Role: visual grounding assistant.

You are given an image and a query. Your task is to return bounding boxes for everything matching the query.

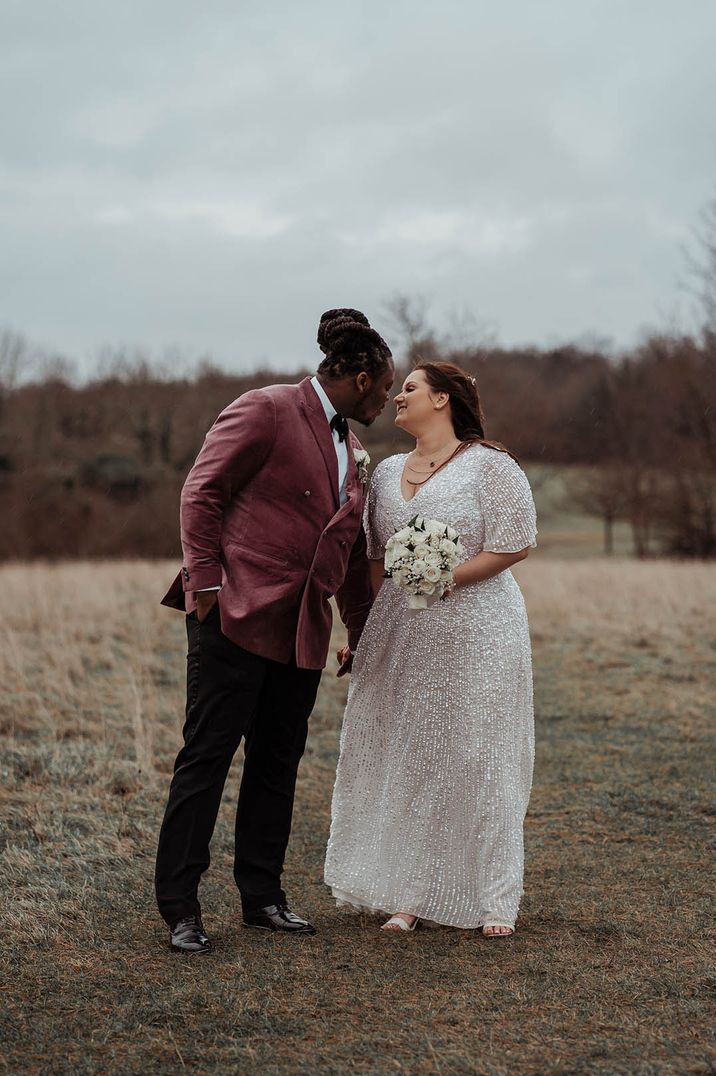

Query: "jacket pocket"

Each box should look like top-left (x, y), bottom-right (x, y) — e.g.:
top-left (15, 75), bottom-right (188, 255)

top-left (225, 541), bottom-right (291, 569)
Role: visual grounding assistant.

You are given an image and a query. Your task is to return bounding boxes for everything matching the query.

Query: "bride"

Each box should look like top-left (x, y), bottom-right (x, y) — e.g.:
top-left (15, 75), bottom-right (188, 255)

top-left (324, 361), bottom-right (537, 936)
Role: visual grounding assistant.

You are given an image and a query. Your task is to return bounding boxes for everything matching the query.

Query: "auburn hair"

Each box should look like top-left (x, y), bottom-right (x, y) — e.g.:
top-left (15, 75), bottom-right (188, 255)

top-left (415, 361), bottom-right (517, 461)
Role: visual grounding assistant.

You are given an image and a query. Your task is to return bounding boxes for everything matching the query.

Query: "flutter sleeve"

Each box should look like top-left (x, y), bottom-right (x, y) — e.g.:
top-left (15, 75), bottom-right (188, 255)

top-left (478, 448), bottom-right (538, 553)
top-left (363, 461), bottom-right (387, 560)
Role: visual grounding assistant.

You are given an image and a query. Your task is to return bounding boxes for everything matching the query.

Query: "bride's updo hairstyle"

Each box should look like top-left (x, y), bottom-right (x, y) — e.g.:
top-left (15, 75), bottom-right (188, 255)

top-left (317, 308), bottom-right (392, 380)
top-left (416, 360), bottom-right (517, 461)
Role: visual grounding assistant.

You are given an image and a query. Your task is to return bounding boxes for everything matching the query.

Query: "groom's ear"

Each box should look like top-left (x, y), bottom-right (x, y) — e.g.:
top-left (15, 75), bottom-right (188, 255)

top-left (355, 371), bottom-right (371, 394)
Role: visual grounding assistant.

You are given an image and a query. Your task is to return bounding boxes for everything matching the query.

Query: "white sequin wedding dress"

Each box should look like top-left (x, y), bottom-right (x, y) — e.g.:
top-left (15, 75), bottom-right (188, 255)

top-left (324, 444), bottom-right (538, 929)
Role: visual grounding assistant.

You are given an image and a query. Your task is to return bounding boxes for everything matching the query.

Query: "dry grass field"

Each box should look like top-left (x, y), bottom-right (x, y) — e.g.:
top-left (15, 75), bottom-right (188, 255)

top-left (1, 559), bottom-right (714, 1075)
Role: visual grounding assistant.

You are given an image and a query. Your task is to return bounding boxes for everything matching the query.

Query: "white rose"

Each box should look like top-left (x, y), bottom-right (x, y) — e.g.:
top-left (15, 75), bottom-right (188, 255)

top-left (412, 515), bottom-right (425, 530)
top-left (394, 527), bottom-right (412, 543)
top-left (392, 567), bottom-right (410, 587)
top-left (411, 558), bottom-right (428, 578)
top-left (425, 519), bottom-right (447, 537)
top-left (412, 543), bottom-right (430, 559)
top-left (439, 537), bottom-right (457, 555)
top-left (389, 542), bottom-right (410, 561)
top-left (420, 581), bottom-right (436, 595)
top-left (445, 525), bottom-right (458, 541)
top-left (424, 551), bottom-right (442, 567)
top-left (423, 565), bottom-right (442, 583)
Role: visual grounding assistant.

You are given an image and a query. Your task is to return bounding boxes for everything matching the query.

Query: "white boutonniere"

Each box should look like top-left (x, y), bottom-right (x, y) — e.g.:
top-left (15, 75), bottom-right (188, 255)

top-left (353, 447), bottom-right (370, 484)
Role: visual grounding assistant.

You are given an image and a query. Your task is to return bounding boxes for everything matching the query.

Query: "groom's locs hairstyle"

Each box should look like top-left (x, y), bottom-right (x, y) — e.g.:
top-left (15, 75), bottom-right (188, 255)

top-left (416, 361), bottom-right (518, 462)
top-left (317, 308), bottom-right (392, 380)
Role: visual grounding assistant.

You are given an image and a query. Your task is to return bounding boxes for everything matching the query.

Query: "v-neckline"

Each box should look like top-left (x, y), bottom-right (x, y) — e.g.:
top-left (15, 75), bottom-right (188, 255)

top-left (398, 443), bottom-right (472, 504)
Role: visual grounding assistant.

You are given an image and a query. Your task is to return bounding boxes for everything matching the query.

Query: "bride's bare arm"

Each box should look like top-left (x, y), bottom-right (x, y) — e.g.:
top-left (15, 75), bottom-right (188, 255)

top-left (452, 548), bottom-right (530, 590)
top-left (369, 558), bottom-right (386, 597)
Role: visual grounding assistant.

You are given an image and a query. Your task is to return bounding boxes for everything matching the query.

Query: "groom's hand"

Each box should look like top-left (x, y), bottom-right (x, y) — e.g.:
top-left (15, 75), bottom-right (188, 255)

top-left (336, 645), bottom-right (353, 678)
top-left (195, 590), bottom-right (219, 623)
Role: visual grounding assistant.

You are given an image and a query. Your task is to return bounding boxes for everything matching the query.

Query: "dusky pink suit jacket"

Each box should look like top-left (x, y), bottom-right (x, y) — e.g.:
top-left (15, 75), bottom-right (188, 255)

top-left (161, 377), bottom-right (374, 670)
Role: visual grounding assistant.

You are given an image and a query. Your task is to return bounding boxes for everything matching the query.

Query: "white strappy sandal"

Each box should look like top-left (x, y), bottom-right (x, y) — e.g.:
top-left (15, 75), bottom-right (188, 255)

top-left (381, 914), bottom-right (420, 932)
top-left (482, 924), bottom-right (514, 938)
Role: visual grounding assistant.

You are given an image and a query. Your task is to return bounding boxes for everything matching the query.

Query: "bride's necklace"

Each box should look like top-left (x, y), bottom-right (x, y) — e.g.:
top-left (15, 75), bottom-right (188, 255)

top-left (407, 440), bottom-right (460, 471)
top-left (404, 440), bottom-right (464, 487)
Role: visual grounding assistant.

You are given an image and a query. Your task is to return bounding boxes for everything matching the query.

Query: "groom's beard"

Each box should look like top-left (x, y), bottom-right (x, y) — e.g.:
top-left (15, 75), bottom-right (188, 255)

top-left (354, 409), bottom-right (383, 427)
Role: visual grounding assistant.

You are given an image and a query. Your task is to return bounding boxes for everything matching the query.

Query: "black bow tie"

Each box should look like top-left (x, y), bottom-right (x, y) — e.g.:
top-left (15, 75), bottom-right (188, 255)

top-left (330, 413), bottom-right (349, 443)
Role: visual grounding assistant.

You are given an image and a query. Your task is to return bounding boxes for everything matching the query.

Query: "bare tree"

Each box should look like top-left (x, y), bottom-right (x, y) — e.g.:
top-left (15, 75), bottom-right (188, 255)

top-left (442, 305), bottom-right (498, 352)
top-left (683, 189), bottom-right (716, 331)
top-left (568, 466), bottom-right (629, 555)
top-left (37, 353), bottom-right (76, 384)
top-left (0, 328), bottom-right (31, 391)
top-left (381, 293), bottom-right (431, 351)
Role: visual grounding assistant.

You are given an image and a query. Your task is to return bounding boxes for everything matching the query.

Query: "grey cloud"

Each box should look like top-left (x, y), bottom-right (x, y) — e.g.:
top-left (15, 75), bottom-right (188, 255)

top-left (1, 0), bottom-right (715, 374)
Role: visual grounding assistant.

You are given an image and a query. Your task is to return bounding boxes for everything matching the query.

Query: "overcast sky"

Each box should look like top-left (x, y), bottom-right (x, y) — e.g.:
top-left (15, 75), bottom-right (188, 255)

top-left (1, 0), bottom-right (715, 375)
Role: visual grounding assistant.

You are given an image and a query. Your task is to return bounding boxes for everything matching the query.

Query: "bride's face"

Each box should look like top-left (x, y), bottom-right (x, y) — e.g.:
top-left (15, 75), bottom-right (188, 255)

top-left (394, 369), bottom-right (447, 433)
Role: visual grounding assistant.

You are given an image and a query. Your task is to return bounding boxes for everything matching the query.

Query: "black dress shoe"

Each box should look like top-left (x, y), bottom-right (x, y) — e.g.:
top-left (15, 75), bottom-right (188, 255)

top-left (169, 915), bottom-right (212, 953)
top-left (243, 903), bottom-right (316, 935)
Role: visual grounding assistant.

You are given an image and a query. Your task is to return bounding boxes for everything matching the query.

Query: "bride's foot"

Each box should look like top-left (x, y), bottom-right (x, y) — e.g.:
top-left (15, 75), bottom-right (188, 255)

top-left (381, 913), bottom-right (419, 932)
top-left (482, 924), bottom-right (514, 937)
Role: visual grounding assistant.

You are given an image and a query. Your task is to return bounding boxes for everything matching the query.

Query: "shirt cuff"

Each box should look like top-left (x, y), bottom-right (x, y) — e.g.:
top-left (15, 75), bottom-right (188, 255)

top-left (196, 585), bottom-right (221, 592)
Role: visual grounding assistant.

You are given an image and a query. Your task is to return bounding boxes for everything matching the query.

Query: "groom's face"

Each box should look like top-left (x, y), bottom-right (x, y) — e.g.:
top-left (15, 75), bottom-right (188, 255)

top-left (350, 364), bottom-right (394, 425)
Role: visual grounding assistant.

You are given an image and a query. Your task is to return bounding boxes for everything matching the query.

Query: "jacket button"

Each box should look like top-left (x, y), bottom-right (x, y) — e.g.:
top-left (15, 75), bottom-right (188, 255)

top-left (339, 540), bottom-right (347, 548)
top-left (182, 567), bottom-right (190, 580)
top-left (304, 490), bottom-right (311, 497)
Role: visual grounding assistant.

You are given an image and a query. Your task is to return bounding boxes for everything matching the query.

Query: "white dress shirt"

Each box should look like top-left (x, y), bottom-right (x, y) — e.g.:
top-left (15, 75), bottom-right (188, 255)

top-left (310, 376), bottom-right (349, 505)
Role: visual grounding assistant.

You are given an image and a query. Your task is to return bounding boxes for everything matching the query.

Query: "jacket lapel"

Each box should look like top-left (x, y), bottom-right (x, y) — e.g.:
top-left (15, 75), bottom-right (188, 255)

top-left (299, 379), bottom-right (340, 507)
top-left (344, 433), bottom-right (361, 498)
top-left (332, 433), bottom-right (366, 521)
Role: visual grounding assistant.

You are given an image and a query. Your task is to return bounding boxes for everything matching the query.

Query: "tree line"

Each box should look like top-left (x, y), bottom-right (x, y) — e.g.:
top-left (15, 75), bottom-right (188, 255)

top-left (1, 326), bottom-right (714, 560)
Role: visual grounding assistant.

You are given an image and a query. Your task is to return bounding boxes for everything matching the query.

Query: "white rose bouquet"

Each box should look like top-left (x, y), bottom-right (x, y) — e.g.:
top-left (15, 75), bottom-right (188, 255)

top-left (384, 514), bottom-right (465, 610)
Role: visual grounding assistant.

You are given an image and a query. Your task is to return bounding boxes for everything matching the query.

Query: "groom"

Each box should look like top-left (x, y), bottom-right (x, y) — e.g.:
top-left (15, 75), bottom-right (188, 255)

top-left (155, 309), bottom-right (394, 952)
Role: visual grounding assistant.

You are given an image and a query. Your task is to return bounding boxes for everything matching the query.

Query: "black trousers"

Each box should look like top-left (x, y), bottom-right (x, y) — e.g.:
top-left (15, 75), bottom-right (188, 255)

top-left (154, 605), bottom-right (322, 927)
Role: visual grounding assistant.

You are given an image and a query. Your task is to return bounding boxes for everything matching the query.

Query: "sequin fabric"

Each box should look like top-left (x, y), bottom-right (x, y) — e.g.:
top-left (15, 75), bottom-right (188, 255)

top-left (324, 444), bottom-right (538, 929)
